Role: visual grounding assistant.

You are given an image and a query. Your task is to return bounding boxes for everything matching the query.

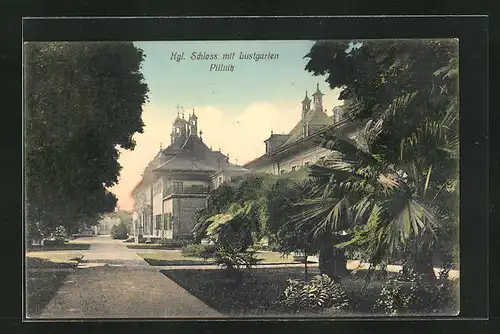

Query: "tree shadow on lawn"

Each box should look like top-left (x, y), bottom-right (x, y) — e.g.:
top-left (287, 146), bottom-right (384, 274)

top-left (27, 243), bottom-right (91, 251)
top-left (160, 267), bottom-right (389, 317)
top-left (25, 258), bottom-right (75, 317)
top-left (26, 257), bottom-right (78, 269)
top-left (144, 258), bottom-right (211, 266)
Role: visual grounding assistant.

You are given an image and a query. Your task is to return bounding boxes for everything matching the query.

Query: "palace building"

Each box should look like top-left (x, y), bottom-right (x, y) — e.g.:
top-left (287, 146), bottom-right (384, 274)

top-left (131, 84), bottom-right (361, 242)
top-left (130, 109), bottom-right (248, 241)
top-left (243, 84), bottom-right (361, 174)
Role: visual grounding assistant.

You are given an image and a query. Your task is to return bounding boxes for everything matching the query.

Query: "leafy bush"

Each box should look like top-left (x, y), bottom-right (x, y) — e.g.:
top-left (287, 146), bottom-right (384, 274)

top-left (375, 264), bottom-right (459, 315)
top-left (212, 246), bottom-right (262, 270)
top-left (280, 274), bottom-right (349, 313)
top-left (181, 244), bottom-right (216, 260)
top-left (158, 238), bottom-right (192, 249)
top-left (46, 225), bottom-right (68, 245)
top-left (110, 222), bottom-right (129, 240)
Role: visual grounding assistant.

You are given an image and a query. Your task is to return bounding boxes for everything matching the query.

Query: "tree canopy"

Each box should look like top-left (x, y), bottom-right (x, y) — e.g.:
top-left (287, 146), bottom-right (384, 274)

top-left (296, 39), bottom-right (459, 277)
top-left (25, 42), bottom-right (149, 238)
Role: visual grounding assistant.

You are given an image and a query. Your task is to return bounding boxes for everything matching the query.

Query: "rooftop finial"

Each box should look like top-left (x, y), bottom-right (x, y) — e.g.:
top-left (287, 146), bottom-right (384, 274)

top-left (175, 103), bottom-right (181, 117)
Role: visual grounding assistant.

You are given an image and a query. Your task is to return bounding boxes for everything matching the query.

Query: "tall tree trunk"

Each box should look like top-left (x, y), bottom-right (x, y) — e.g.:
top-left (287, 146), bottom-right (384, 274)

top-left (414, 250), bottom-right (437, 282)
top-left (319, 246), bottom-right (348, 279)
top-left (304, 255), bottom-right (308, 282)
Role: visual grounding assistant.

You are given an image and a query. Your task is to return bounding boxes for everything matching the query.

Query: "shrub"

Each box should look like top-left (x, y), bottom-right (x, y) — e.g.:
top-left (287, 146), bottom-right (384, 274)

top-left (181, 244), bottom-right (216, 260)
top-left (158, 238), bottom-right (192, 249)
top-left (280, 274), bottom-right (349, 313)
top-left (375, 278), bottom-right (413, 315)
top-left (212, 246), bottom-right (261, 270)
top-left (375, 263), bottom-right (459, 315)
top-left (46, 225), bottom-right (68, 245)
top-left (110, 222), bottom-right (129, 240)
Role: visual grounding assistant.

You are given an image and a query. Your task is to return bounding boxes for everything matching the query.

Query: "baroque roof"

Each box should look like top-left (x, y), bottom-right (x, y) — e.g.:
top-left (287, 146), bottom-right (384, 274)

top-left (282, 107), bottom-right (332, 146)
top-left (243, 103), bottom-right (356, 169)
top-left (131, 134), bottom-right (248, 195)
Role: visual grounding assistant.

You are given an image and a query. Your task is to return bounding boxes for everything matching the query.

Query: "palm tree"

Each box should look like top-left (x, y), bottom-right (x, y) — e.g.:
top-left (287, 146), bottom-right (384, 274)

top-left (292, 57), bottom-right (459, 281)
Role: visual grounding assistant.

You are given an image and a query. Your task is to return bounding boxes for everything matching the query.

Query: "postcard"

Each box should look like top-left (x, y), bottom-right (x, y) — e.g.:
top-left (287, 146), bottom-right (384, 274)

top-left (24, 37), bottom-right (460, 319)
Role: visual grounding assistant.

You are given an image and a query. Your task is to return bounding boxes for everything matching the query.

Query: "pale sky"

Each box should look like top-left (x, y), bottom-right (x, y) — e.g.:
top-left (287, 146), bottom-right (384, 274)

top-left (109, 40), bottom-right (343, 211)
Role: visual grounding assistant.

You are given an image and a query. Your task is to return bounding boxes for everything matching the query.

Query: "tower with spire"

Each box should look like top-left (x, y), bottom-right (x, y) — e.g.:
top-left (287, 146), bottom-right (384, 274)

top-left (301, 90), bottom-right (311, 120)
top-left (170, 105), bottom-right (189, 144)
top-left (312, 83), bottom-right (324, 111)
top-left (188, 109), bottom-right (198, 137)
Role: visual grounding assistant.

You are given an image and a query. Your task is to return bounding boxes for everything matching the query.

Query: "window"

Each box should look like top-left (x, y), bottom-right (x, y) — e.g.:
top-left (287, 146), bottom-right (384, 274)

top-left (280, 170), bottom-right (285, 175)
top-left (291, 166), bottom-right (296, 172)
top-left (163, 213), bottom-right (173, 230)
top-left (163, 213), bottom-right (169, 230)
top-left (304, 162), bottom-right (310, 167)
top-left (155, 215), bottom-right (161, 230)
top-left (318, 157), bottom-right (325, 164)
top-left (173, 181), bottom-right (183, 193)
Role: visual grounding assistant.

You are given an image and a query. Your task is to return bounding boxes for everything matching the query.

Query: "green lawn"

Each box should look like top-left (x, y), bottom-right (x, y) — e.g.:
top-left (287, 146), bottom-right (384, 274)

top-left (26, 254), bottom-right (82, 268)
top-left (137, 251), bottom-right (210, 266)
top-left (160, 267), bottom-right (386, 316)
top-left (137, 250), bottom-right (313, 266)
top-left (127, 243), bottom-right (171, 250)
top-left (27, 243), bottom-right (91, 251)
top-left (25, 257), bottom-right (77, 317)
top-left (26, 270), bottom-right (72, 316)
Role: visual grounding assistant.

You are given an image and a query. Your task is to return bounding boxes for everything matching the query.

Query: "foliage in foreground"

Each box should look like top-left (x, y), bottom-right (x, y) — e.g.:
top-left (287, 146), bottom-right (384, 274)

top-left (375, 262), bottom-right (459, 315)
top-left (280, 274), bottom-right (349, 313)
top-left (295, 39), bottom-right (460, 279)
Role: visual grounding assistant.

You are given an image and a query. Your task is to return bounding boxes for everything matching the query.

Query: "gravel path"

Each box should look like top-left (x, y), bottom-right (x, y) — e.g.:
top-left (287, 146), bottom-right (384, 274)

top-left (29, 236), bottom-right (222, 318)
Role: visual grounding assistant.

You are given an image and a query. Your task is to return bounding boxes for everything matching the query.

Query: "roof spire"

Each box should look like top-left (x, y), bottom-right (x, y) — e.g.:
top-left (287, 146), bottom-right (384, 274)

top-left (302, 89), bottom-right (311, 103)
top-left (312, 83), bottom-right (324, 96)
top-left (175, 103), bottom-right (181, 118)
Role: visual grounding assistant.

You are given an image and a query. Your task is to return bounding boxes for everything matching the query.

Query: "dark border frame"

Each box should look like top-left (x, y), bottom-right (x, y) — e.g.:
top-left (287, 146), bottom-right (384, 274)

top-left (19, 15), bottom-right (488, 329)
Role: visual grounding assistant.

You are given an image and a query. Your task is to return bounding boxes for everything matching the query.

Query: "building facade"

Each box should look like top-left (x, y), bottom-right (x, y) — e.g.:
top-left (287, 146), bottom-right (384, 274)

top-left (130, 109), bottom-right (248, 242)
top-left (244, 84), bottom-right (361, 174)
